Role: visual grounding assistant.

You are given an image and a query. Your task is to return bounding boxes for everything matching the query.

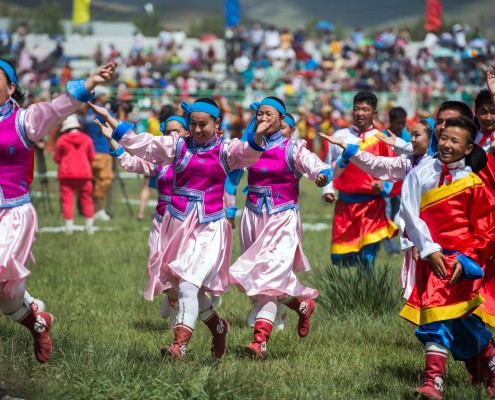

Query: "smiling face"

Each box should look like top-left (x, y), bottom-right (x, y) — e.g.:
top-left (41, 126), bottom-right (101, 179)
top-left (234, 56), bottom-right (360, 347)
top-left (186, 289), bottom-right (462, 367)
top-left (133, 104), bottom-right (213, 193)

top-left (352, 101), bottom-right (376, 131)
top-left (188, 111), bottom-right (220, 144)
top-left (256, 105), bottom-right (282, 135)
top-left (476, 102), bottom-right (495, 133)
top-left (410, 122), bottom-right (431, 156)
top-left (437, 126), bottom-right (473, 164)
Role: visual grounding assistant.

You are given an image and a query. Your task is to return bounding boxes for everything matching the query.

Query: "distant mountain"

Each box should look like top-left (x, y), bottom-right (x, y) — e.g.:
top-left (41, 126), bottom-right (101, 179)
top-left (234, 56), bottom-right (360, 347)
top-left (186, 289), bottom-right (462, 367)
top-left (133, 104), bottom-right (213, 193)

top-left (1, 0), bottom-right (490, 32)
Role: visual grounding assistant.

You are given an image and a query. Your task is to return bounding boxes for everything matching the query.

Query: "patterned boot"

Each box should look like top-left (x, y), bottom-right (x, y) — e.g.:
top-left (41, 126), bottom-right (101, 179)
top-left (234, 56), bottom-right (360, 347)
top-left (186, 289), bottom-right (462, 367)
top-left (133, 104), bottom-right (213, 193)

top-left (243, 318), bottom-right (273, 360)
top-left (414, 342), bottom-right (447, 400)
top-left (7, 301), bottom-right (53, 363)
top-left (161, 324), bottom-right (193, 360)
top-left (200, 307), bottom-right (229, 359)
top-left (478, 340), bottom-right (495, 398)
top-left (280, 297), bottom-right (315, 337)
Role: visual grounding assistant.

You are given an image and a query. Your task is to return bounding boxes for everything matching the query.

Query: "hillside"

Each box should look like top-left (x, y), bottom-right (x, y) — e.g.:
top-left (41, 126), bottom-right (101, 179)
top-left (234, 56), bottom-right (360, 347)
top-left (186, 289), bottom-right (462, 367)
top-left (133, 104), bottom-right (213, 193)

top-left (0, 0), bottom-right (484, 31)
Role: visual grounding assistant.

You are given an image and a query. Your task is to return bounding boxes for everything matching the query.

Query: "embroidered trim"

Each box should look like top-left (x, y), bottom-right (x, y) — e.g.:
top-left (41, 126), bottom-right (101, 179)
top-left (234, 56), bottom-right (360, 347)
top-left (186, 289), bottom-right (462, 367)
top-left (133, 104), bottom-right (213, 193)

top-left (0, 188), bottom-right (30, 208)
top-left (245, 184), bottom-right (297, 215)
top-left (286, 140), bottom-right (303, 178)
top-left (15, 109), bottom-right (33, 149)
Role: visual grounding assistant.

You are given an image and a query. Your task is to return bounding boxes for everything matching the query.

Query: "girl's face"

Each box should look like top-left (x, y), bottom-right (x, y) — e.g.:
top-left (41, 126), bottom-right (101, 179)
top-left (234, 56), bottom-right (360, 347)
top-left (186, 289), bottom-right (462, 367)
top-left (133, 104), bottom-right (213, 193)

top-left (410, 122), bottom-right (431, 156)
top-left (476, 103), bottom-right (495, 133)
top-left (0, 69), bottom-right (15, 106)
top-left (256, 105), bottom-right (282, 135)
top-left (280, 120), bottom-right (295, 138)
top-left (164, 120), bottom-right (188, 137)
top-left (188, 111), bottom-right (220, 144)
top-left (438, 126), bottom-right (473, 164)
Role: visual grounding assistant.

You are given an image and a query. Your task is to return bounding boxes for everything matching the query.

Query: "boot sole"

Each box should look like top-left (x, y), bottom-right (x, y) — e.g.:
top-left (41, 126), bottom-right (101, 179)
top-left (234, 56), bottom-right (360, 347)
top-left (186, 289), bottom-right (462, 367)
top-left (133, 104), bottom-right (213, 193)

top-left (242, 345), bottom-right (263, 360)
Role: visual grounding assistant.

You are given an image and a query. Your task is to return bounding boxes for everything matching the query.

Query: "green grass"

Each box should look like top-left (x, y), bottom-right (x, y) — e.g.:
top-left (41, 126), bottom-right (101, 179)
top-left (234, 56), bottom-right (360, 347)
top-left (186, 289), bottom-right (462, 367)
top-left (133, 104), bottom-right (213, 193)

top-left (0, 172), bottom-right (490, 399)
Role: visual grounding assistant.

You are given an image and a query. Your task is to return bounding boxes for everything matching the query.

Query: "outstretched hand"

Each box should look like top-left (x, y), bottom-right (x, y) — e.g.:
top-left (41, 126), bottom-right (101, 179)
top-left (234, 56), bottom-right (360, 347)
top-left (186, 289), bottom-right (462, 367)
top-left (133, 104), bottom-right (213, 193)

top-left (94, 119), bottom-right (113, 141)
top-left (376, 130), bottom-right (398, 147)
top-left (319, 132), bottom-right (347, 150)
top-left (315, 174), bottom-right (328, 187)
top-left (487, 66), bottom-right (495, 97)
top-left (84, 62), bottom-right (117, 92)
top-left (88, 102), bottom-right (111, 119)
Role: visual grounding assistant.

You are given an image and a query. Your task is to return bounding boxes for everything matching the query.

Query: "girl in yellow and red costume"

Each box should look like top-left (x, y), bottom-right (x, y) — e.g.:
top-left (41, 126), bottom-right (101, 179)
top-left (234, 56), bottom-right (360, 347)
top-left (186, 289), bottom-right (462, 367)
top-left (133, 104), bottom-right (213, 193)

top-left (400, 116), bottom-right (495, 399)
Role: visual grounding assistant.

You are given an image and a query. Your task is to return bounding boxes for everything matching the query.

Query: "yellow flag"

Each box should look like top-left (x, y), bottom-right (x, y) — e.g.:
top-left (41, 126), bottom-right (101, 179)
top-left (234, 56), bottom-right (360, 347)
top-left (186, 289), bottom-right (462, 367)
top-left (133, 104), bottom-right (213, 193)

top-left (72, 0), bottom-right (91, 25)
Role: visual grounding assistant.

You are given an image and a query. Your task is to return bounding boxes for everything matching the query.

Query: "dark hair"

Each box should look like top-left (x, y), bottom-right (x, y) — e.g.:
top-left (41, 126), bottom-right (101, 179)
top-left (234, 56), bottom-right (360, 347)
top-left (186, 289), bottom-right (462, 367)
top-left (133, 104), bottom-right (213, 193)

top-left (353, 91), bottom-right (377, 110)
top-left (437, 101), bottom-right (473, 120)
top-left (158, 104), bottom-right (174, 123)
top-left (0, 61), bottom-right (25, 104)
top-left (389, 107), bottom-right (407, 121)
top-left (474, 89), bottom-right (492, 113)
top-left (417, 119), bottom-right (433, 138)
top-left (194, 97), bottom-right (222, 121)
top-left (443, 116), bottom-right (478, 144)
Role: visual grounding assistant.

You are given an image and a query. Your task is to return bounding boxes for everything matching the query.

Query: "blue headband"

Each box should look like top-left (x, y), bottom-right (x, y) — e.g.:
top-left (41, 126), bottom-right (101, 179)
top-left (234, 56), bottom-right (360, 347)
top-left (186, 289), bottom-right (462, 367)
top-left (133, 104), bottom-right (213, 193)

top-left (252, 98), bottom-right (286, 116)
top-left (285, 114), bottom-right (296, 128)
top-left (159, 115), bottom-right (187, 134)
top-left (425, 117), bottom-right (437, 156)
top-left (0, 60), bottom-right (18, 88)
top-left (181, 100), bottom-right (220, 119)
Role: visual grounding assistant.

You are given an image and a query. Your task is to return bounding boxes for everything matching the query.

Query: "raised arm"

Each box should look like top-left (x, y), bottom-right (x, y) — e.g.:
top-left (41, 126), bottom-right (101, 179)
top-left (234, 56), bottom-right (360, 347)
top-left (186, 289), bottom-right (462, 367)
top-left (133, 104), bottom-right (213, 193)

top-left (22, 63), bottom-right (116, 143)
top-left (291, 139), bottom-right (332, 186)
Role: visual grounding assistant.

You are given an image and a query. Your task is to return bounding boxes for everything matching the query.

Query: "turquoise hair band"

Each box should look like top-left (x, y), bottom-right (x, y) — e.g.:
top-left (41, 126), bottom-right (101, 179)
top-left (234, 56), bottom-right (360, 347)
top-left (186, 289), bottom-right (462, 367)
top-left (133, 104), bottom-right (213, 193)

top-left (285, 114), bottom-right (295, 128)
top-left (252, 98), bottom-right (286, 116)
top-left (0, 59), bottom-right (18, 87)
top-left (160, 115), bottom-right (187, 133)
top-left (181, 100), bottom-right (220, 119)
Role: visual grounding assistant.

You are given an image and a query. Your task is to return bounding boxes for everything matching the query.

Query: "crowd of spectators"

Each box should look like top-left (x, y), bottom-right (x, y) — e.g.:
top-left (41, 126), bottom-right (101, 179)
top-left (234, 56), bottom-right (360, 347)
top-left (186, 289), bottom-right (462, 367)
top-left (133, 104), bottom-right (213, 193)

top-left (2, 20), bottom-right (494, 155)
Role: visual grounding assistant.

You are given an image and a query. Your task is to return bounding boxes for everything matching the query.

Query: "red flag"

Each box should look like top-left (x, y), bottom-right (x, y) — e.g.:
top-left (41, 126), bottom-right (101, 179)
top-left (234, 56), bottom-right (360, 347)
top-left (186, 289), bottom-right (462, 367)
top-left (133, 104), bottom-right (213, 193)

top-left (425, 0), bottom-right (443, 32)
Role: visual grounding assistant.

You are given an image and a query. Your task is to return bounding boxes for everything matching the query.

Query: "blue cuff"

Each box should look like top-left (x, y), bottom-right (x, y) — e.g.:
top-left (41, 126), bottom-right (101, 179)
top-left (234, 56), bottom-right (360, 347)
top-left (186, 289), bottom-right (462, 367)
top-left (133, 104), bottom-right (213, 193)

top-left (381, 181), bottom-right (393, 197)
top-left (458, 254), bottom-right (484, 280)
top-left (317, 168), bottom-right (333, 186)
top-left (242, 185), bottom-right (249, 195)
top-left (111, 121), bottom-right (135, 142)
top-left (337, 156), bottom-right (349, 168)
top-left (342, 143), bottom-right (360, 161)
top-left (109, 145), bottom-right (125, 157)
top-left (225, 206), bottom-right (238, 219)
top-left (148, 176), bottom-right (157, 189)
top-left (66, 80), bottom-right (95, 102)
top-left (247, 131), bottom-right (266, 152)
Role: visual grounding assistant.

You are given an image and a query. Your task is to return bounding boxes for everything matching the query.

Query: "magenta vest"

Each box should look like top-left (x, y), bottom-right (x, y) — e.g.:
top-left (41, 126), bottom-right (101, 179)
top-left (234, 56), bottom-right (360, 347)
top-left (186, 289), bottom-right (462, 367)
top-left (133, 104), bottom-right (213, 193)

top-left (168, 137), bottom-right (228, 223)
top-left (0, 108), bottom-right (32, 208)
top-left (246, 132), bottom-right (300, 214)
top-left (155, 164), bottom-right (174, 220)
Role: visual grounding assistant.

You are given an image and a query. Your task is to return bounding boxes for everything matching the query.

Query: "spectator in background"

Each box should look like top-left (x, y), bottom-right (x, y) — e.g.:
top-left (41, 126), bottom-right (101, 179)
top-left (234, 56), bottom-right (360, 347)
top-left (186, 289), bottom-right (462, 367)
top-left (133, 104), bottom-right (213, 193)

top-left (54, 115), bottom-right (95, 234)
top-left (83, 86), bottom-right (114, 221)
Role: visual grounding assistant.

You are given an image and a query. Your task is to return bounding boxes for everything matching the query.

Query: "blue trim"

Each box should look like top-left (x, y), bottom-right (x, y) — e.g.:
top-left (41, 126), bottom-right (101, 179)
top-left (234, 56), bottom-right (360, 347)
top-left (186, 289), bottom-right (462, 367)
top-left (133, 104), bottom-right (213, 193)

top-left (338, 191), bottom-right (378, 204)
top-left (148, 175), bottom-right (157, 189)
top-left (337, 156), bottom-right (349, 169)
top-left (0, 189), bottom-right (30, 208)
top-left (225, 206), bottom-right (238, 218)
top-left (342, 143), bottom-right (360, 161)
top-left (286, 140), bottom-right (302, 179)
top-left (109, 145), bottom-right (125, 157)
top-left (15, 109), bottom-right (33, 149)
top-left (318, 168), bottom-right (333, 186)
top-left (66, 80), bottom-right (95, 102)
top-left (111, 121), bottom-right (134, 142)
top-left (457, 254), bottom-right (484, 280)
top-left (247, 131), bottom-right (266, 151)
top-left (381, 181), bottom-right (393, 197)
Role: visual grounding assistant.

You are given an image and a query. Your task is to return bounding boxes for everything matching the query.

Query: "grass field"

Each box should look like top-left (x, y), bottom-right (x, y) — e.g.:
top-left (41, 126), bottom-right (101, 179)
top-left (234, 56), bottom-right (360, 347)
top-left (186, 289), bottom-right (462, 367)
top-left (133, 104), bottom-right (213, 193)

top-left (0, 167), bottom-right (489, 400)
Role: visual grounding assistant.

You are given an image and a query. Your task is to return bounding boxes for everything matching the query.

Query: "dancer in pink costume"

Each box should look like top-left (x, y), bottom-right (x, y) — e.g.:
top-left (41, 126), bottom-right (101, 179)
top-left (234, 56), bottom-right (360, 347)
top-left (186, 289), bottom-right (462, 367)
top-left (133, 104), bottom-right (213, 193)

top-left (0, 59), bottom-right (115, 363)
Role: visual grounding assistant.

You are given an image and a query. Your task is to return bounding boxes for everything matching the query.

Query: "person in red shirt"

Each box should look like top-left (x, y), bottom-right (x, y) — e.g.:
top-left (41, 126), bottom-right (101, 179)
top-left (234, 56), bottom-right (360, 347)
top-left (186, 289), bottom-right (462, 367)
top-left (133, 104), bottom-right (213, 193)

top-left (54, 115), bottom-right (95, 234)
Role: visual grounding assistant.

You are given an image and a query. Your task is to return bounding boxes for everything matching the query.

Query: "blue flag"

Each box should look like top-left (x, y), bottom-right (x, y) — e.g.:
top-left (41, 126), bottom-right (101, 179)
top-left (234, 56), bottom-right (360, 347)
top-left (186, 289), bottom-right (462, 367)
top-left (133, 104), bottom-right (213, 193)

top-left (225, 0), bottom-right (240, 28)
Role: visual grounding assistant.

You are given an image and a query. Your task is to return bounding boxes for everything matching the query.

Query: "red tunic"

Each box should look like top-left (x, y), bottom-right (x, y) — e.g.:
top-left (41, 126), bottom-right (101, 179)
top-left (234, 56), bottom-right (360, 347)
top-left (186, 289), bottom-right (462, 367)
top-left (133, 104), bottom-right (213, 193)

top-left (400, 173), bottom-right (495, 326)
top-left (331, 133), bottom-right (398, 255)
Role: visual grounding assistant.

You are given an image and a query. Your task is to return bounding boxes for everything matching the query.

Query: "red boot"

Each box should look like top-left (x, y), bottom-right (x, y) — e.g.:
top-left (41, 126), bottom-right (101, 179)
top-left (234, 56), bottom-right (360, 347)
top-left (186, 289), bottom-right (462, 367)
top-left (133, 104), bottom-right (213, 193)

top-left (201, 310), bottom-right (229, 359)
top-left (414, 344), bottom-right (447, 400)
top-left (465, 354), bottom-right (489, 385)
top-left (281, 297), bottom-right (315, 337)
top-left (477, 340), bottom-right (495, 398)
top-left (18, 310), bottom-right (54, 363)
top-left (243, 318), bottom-right (273, 360)
top-left (161, 324), bottom-right (193, 360)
